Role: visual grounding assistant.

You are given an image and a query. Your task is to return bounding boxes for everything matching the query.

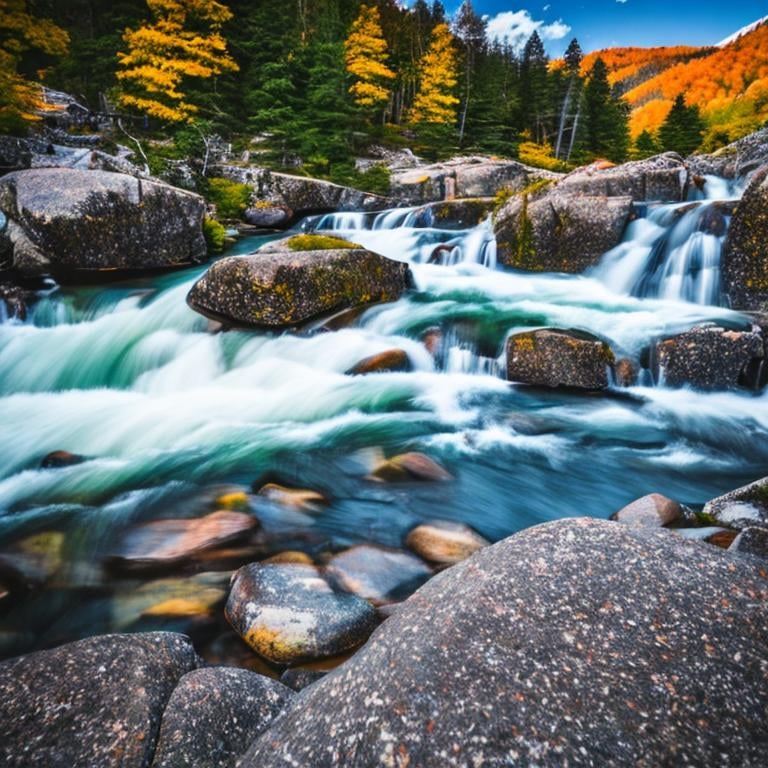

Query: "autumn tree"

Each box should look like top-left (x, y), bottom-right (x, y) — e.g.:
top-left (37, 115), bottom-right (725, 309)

top-left (0, 0), bottom-right (69, 134)
top-left (658, 94), bottom-right (705, 155)
top-left (410, 23), bottom-right (458, 126)
top-left (117, 0), bottom-right (239, 123)
top-left (344, 4), bottom-right (395, 116)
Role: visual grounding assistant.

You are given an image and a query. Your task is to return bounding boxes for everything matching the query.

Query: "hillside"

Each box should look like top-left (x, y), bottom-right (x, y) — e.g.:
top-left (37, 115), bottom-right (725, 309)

top-left (584, 19), bottom-right (768, 145)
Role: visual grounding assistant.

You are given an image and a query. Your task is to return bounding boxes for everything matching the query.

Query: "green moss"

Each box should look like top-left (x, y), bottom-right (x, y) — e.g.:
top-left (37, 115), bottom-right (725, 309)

top-left (286, 234), bottom-right (362, 251)
top-left (510, 194), bottom-right (538, 271)
top-left (206, 178), bottom-right (251, 220)
top-left (202, 217), bottom-right (226, 254)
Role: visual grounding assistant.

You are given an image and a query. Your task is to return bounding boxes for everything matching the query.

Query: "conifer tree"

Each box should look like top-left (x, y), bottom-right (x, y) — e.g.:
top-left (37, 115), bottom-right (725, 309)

top-left (452, 0), bottom-right (486, 145)
top-left (520, 32), bottom-right (550, 144)
top-left (117, 0), bottom-right (239, 123)
top-left (410, 23), bottom-right (459, 126)
top-left (658, 94), bottom-right (705, 156)
top-left (633, 129), bottom-right (660, 158)
top-left (0, 0), bottom-right (69, 134)
top-left (579, 56), bottom-right (629, 162)
top-left (555, 38), bottom-right (583, 159)
top-left (344, 4), bottom-right (395, 114)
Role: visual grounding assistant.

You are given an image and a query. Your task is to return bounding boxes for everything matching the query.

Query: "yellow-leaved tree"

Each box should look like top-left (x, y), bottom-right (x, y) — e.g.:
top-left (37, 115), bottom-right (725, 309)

top-left (117, 0), bottom-right (238, 123)
top-left (410, 23), bottom-right (459, 126)
top-left (344, 4), bottom-right (395, 114)
top-left (0, 0), bottom-right (69, 134)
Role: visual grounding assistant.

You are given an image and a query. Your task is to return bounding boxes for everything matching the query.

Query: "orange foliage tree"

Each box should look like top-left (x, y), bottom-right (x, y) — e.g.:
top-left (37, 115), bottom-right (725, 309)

top-left (409, 23), bottom-right (459, 126)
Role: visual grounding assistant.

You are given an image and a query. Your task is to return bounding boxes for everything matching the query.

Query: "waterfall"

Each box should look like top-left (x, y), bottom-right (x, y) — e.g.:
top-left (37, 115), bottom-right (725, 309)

top-left (593, 178), bottom-right (740, 306)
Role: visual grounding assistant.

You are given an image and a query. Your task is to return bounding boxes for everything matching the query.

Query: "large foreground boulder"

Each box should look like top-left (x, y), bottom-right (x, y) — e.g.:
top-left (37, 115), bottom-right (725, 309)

top-left (723, 164), bottom-right (768, 310)
top-left (0, 168), bottom-right (206, 273)
top-left (656, 324), bottom-right (765, 389)
top-left (151, 668), bottom-right (293, 768)
top-left (506, 328), bottom-right (616, 389)
top-left (187, 248), bottom-right (411, 328)
top-left (495, 190), bottom-right (632, 272)
top-left (240, 518), bottom-right (768, 767)
top-left (0, 632), bottom-right (198, 768)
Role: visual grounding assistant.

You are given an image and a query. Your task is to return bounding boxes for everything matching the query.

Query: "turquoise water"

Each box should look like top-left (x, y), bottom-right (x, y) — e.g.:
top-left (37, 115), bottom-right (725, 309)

top-left (0, 214), bottom-right (766, 657)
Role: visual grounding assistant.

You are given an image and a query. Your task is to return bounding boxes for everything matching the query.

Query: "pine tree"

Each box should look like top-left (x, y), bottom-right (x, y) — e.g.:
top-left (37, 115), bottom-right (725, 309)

top-left (410, 23), bottom-right (458, 126)
top-left (633, 129), bottom-right (660, 158)
top-left (117, 0), bottom-right (239, 123)
top-left (658, 94), bottom-right (706, 156)
top-left (520, 32), bottom-right (550, 144)
top-left (579, 57), bottom-right (629, 162)
top-left (344, 4), bottom-right (395, 114)
top-left (555, 38), bottom-right (583, 159)
top-left (452, 0), bottom-right (486, 145)
top-left (0, 0), bottom-right (69, 134)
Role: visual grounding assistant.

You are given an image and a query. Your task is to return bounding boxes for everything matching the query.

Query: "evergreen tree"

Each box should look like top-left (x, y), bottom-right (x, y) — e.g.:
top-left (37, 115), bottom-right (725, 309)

top-left (452, 0), bottom-right (486, 145)
top-left (117, 0), bottom-right (238, 123)
top-left (555, 38), bottom-right (583, 158)
top-left (658, 94), bottom-right (705, 155)
top-left (633, 129), bottom-right (660, 158)
top-left (344, 4), bottom-right (395, 115)
top-left (0, 0), bottom-right (69, 134)
top-left (579, 57), bottom-right (629, 162)
top-left (519, 32), bottom-right (550, 144)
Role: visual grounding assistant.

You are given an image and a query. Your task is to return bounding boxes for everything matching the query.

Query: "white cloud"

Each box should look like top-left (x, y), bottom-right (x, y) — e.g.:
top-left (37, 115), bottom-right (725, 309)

top-left (616, 0), bottom-right (628, 4)
top-left (485, 10), bottom-right (571, 49)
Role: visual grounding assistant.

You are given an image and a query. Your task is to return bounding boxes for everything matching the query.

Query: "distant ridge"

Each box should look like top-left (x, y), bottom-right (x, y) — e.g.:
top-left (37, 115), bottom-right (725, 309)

top-left (717, 15), bottom-right (768, 47)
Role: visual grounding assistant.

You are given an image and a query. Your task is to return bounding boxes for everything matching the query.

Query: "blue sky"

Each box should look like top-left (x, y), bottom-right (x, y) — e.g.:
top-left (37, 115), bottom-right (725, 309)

top-left (425, 2), bottom-right (767, 54)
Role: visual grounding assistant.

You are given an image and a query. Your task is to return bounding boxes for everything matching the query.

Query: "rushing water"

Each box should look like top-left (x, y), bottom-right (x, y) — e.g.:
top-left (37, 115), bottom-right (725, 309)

top-left (1, 183), bottom-right (766, 657)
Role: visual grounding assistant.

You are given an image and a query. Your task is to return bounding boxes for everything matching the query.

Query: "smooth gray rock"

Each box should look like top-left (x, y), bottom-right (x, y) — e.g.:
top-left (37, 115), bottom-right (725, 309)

top-left (150, 667), bottom-right (293, 768)
top-left (703, 475), bottom-right (768, 530)
top-left (656, 324), bottom-right (764, 390)
top-left (0, 168), bottom-right (206, 274)
top-left (243, 205), bottom-right (292, 228)
top-left (610, 493), bottom-right (683, 528)
top-left (0, 632), bottom-right (198, 768)
top-left (187, 249), bottom-right (411, 328)
top-left (239, 518), bottom-right (768, 767)
top-left (506, 328), bottom-right (616, 390)
top-left (723, 164), bottom-right (768, 310)
top-left (225, 563), bottom-right (377, 664)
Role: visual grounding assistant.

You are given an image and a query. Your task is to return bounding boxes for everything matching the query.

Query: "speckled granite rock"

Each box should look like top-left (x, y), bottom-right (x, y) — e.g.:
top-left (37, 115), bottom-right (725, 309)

top-left (0, 632), bottom-right (198, 768)
top-left (244, 205), bottom-right (292, 228)
top-left (187, 249), bottom-right (411, 328)
top-left (610, 493), bottom-right (683, 528)
top-left (688, 127), bottom-right (768, 180)
top-left (495, 191), bottom-right (632, 273)
top-left (327, 545), bottom-right (432, 605)
top-left (703, 475), bottom-right (768, 530)
top-left (225, 563), bottom-right (377, 664)
top-left (656, 324), bottom-right (764, 390)
top-left (729, 527), bottom-right (768, 558)
top-left (506, 328), bottom-right (615, 390)
top-left (279, 667), bottom-right (327, 691)
top-left (405, 520), bottom-right (490, 565)
top-left (723, 165), bottom-right (768, 310)
top-left (239, 518), bottom-right (768, 767)
top-left (0, 169), bottom-right (206, 274)
top-left (150, 667), bottom-right (292, 768)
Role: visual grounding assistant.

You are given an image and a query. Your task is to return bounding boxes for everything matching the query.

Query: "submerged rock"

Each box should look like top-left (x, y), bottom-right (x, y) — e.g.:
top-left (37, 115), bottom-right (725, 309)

top-left (0, 168), bottom-right (206, 274)
top-left (611, 493), bottom-right (683, 528)
top-left (405, 520), bottom-right (490, 565)
top-left (151, 667), bottom-right (293, 768)
top-left (369, 452), bottom-right (452, 483)
top-left (506, 328), bottom-right (615, 390)
top-left (345, 348), bottom-right (412, 375)
top-left (723, 165), bottom-right (768, 310)
top-left (40, 450), bottom-right (86, 469)
top-left (256, 483), bottom-right (329, 511)
top-left (239, 518), bottom-right (768, 767)
top-left (703, 475), bottom-right (768, 530)
top-left (326, 545), bottom-right (432, 605)
top-left (495, 190), bottom-right (632, 273)
top-left (187, 249), bottom-right (411, 328)
top-left (225, 563), bottom-right (377, 664)
top-left (0, 632), bottom-right (198, 768)
top-left (656, 324), bottom-right (764, 390)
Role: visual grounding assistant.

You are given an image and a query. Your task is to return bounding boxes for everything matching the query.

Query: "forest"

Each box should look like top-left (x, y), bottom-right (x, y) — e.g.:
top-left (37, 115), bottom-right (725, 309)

top-left (4, 0), bottom-right (758, 189)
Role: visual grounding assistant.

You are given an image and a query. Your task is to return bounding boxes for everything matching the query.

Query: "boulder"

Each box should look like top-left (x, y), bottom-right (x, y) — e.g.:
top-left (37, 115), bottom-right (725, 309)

top-left (0, 168), bottom-right (206, 274)
top-left (244, 205), bottom-right (293, 228)
top-left (217, 166), bottom-right (392, 215)
top-left (405, 520), bottom-right (490, 565)
top-left (239, 518), bottom-right (768, 768)
top-left (702, 476), bottom-right (768, 531)
top-left (187, 249), bottom-right (411, 328)
top-left (0, 632), bottom-right (198, 768)
top-left (280, 668), bottom-right (327, 691)
top-left (369, 452), bottom-right (452, 483)
top-left (656, 324), bottom-right (764, 390)
top-left (688, 127), bottom-right (768, 180)
top-left (40, 450), bottom-right (86, 469)
top-left (0, 135), bottom-right (32, 174)
top-left (151, 668), bottom-right (293, 768)
top-left (225, 563), bottom-right (377, 664)
top-left (610, 493), bottom-right (683, 528)
top-left (326, 545), bottom-right (433, 605)
top-left (346, 348), bottom-right (412, 375)
top-left (729, 527), bottom-right (768, 559)
top-left (256, 483), bottom-right (329, 511)
top-left (506, 328), bottom-right (615, 390)
top-left (495, 190), bottom-right (632, 273)
top-left (723, 165), bottom-right (768, 310)
top-left (107, 510), bottom-right (258, 573)
top-left (558, 153), bottom-right (690, 201)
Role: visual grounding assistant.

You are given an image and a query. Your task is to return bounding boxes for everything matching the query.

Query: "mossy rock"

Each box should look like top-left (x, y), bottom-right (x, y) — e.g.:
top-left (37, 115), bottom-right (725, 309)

top-left (286, 234), bottom-right (361, 251)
